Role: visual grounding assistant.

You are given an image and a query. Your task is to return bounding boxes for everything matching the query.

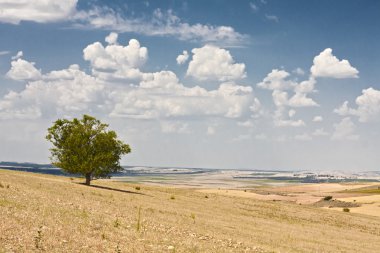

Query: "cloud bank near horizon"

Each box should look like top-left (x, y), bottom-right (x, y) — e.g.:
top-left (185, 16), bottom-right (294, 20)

top-left (1, 32), bottom-right (376, 143)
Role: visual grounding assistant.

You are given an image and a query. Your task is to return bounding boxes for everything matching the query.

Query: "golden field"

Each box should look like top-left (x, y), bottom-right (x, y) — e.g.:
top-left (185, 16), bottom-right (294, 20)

top-left (1, 169), bottom-right (380, 253)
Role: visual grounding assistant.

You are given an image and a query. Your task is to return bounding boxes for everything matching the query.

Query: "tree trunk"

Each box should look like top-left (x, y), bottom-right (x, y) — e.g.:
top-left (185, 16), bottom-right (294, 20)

top-left (85, 173), bottom-right (91, 185)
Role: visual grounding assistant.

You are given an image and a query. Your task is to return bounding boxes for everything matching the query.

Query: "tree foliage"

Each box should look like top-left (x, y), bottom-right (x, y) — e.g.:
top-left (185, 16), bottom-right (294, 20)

top-left (46, 115), bottom-right (131, 185)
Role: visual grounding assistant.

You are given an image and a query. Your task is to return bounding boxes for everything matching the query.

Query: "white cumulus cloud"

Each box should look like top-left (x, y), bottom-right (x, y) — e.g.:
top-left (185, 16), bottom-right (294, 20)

top-left (311, 48), bottom-right (359, 79)
top-left (258, 71), bottom-right (317, 107)
top-left (334, 87), bottom-right (380, 122)
top-left (105, 32), bottom-right (118, 44)
top-left (186, 45), bottom-right (246, 82)
top-left (353, 88), bottom-right (380, 122)
top-left (0, 34), bottom-right (260, 124)
top-left (0, 64), bottom-right (103, 119)
top-left (83, 34), bottom-right (148, 80)
top-left (176, 50), bottom-right (189, 65)
top-left (331, 117), bottom-right (359, 140)
top-left (257, 69), bottom-right (295, 90)
top-left (110, 79), bottom-right (255, 120)
top-left (288, 92), bottom-right (318, 107)
top-left (273, 108), bottom-right (305, 127)
top-left (334, 101), bottom-right (351, 116)
top-left (6, 57), bottom-right (42, 81)
top-left (258, 69), bottom-right (317, 127)
top-left (12, 51), bottom-right (23, 60)
top-left (0, 0), bottom-right (77, 24)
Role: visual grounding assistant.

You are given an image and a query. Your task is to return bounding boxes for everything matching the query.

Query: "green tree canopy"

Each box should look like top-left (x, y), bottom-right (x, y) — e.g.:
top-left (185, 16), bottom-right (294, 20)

top-left (46, 115), bottom-right (131, 185)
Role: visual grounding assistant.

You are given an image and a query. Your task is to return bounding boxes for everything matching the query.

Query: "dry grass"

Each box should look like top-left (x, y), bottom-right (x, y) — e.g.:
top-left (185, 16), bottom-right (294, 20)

top-left (1, 169), bottom-right (380, 253)
top-left (330, 194), bottom-right (380, 217)
top-left (340, 185), bottom-right (380, 194)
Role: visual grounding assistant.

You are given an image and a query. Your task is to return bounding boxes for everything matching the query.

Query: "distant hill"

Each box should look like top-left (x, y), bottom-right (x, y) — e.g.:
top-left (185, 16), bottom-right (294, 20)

top-left (0, 161), bottom-right (53, 168)
top-left (0, 161), bottom-right (67, 176)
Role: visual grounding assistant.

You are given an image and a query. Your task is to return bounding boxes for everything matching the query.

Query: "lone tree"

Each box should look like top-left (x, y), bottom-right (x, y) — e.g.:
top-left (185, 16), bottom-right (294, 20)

top-left (46, 115), bottom-right (131, 185)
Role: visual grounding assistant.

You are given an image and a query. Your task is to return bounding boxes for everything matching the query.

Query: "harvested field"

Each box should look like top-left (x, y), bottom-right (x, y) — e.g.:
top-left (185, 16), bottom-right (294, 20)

top-left (1, 169), bottom-right (380, 253)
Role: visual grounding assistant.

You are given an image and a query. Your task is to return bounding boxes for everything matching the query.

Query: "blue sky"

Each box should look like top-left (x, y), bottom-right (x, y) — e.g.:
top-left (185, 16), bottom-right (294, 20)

top-left (0, 0), bottom-right (379, 171)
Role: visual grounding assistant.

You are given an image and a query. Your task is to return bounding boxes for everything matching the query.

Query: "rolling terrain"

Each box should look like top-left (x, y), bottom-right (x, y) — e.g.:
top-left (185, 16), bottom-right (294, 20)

top-left (1, 169), bottom-right (380, 253)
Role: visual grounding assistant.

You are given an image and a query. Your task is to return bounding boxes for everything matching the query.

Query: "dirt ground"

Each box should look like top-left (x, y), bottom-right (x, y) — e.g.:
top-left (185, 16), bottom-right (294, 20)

top-left (326, 195), bottom-right (380, 217)
top-left (199, 182), bottom-right (380, 217)
top-left (1, 169), bottom-right (380, 252)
